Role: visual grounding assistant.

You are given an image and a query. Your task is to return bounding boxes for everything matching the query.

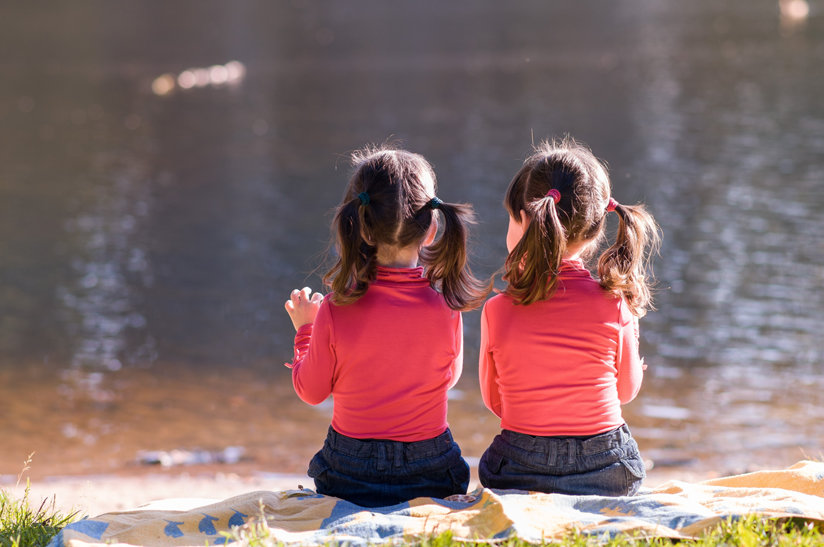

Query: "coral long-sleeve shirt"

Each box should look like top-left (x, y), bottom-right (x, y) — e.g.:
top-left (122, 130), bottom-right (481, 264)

top-left (479, 259), bottom-right (643, 437)
top-left (287, 266), bottom-right (463, 442)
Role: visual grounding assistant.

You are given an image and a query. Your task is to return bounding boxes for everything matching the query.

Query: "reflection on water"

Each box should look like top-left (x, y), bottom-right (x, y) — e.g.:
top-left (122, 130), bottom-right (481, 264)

top-left (1, 1), bottom-right (823, 480)
top-left (151, 61), bottom-right (246, 96)
top-left (627, 363), bottom-right (824, 475)
top-left (58, 158), bottom-right (155, 373)
top-left (640, 20), bottom-right (824, 371)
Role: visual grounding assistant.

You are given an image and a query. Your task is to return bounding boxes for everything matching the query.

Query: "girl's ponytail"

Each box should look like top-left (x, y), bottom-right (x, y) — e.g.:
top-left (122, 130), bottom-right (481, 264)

top-left (419, 199), bottom-right (490, 311)
top-left (597, 202), bottom-right (661, 316)
top-left (323, 195), bottom-right (378, 305)
top-left (504, 192), bottom-right (568, 305)
top-left (325, 146), bottom-right (488, 309)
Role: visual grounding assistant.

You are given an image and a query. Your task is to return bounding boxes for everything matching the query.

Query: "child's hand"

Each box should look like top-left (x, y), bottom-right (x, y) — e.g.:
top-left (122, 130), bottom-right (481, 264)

top-left (284, 287), bottom-right (324, 330)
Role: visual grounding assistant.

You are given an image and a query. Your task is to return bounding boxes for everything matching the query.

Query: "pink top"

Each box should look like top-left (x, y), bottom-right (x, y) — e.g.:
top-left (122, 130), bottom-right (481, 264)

top-left (287, 266), bottom-right (463, 442)
top-left (479, 259), bottom-right (643, 437)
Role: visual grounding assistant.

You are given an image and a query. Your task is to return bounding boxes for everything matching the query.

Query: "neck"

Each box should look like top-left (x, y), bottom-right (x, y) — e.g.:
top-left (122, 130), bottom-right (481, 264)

top-left (376, 244), bottom-right (420, 268)
top-left (563, 239), bottom-right (592, 261)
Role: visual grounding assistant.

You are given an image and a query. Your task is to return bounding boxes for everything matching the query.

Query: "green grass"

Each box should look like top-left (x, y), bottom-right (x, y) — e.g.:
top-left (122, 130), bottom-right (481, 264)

top-left (2, 492), bottom-right (823, 547)
top-left (223, 512), bottom-right (824, 546)
top-left (0, 454), bottom-right (79, 547)
top-left (0, 485), bottom-right (79, 547)
top-left (2, 495), bottom-right (821, 547)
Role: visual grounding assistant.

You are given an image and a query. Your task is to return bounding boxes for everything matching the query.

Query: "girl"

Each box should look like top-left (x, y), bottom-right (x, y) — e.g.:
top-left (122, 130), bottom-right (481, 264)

top-left (478, 137), bottom-right (660, 497)
top-left (284, 146), bottom-right (488, 507)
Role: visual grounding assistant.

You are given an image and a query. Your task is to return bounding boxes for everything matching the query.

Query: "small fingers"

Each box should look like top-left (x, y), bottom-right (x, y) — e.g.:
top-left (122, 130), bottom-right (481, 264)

top-left (286, 288), bottom-right (303, 312)
top-left (287, 287), bottom-right (320, 312)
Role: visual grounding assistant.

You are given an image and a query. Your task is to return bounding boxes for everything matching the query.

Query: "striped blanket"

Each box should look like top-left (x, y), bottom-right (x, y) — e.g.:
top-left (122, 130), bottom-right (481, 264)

top-left (49, 460), bottom-right (824, 546)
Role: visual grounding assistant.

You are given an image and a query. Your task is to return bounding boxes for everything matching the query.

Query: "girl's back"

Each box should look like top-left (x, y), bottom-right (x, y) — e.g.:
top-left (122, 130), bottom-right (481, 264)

top-left (481, 259), bottom-right (641, 437)
top-left (297, 266), bottom-right (461, 441)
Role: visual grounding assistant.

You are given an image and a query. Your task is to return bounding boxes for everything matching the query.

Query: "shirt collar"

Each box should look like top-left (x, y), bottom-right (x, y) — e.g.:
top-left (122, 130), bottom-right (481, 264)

top-left (375, 265), bottom-right (426, 282)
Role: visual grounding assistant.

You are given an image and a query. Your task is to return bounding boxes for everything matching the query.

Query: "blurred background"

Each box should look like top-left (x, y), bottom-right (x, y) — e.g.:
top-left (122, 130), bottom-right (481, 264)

top-left (1, 0), bottom-right (823, 484)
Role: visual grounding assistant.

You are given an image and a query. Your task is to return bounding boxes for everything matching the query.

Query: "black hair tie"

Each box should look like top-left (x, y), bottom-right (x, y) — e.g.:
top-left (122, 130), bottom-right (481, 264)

top-left (428, 196), bottom-right (443, 210)
top-left (358, 192), bottom-right (370, 206)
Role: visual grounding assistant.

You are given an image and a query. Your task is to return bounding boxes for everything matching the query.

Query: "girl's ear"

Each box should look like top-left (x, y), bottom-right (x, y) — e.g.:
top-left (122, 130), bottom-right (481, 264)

top-left (421, 217), bottom-right (438, 247)
top-left (520, 209), bottom-right (529, 226)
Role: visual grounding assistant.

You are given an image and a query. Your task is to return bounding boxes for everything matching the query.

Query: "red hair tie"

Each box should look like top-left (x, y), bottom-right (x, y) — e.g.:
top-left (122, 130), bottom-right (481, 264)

top-left (607, 198), bottom-right (619, 212)
top-left (546, 189), bottom-right (561, 204)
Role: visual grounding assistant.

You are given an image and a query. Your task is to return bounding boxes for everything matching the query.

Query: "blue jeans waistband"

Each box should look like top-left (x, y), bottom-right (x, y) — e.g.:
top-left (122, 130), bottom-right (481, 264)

top-left (500, 424), bottom-right (631, 458)
top-left (325, 426), bottom-right (456, 460)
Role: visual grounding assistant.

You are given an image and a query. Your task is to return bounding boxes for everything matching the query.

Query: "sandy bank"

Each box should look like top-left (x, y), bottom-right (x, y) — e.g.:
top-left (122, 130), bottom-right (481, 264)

top-left (3, 466), bottom-right (722, 518)
top-left (5, 472), bottom-right (311, 517)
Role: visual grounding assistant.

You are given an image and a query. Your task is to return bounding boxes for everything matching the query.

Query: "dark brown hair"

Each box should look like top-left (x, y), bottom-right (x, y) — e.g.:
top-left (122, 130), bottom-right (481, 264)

top-left (323, 145), bottom-right (489, 311)
top-left (503, 137), bottom-right (660, 316)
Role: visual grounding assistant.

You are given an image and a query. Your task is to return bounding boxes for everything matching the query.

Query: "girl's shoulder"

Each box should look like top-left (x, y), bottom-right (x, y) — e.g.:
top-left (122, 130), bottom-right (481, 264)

top-left (481, 291), bottom-right (520, 314)
top-left (483, 290), bottom-right (514, 304)
top-left (484, 277), bottom-right (624, 313)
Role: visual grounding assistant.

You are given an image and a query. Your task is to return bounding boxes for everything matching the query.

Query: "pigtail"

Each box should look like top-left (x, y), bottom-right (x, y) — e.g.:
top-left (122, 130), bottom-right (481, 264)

top-left (323, 196), bottom-right (378, 305)
top-left (504, 194), bottom-right (568, 305)
top-left (419, 200), bottom-right (491, 311)
top-left (597, 202), bottom-right (661, 317)
top-left (324, 145), bottom-right (487, 308)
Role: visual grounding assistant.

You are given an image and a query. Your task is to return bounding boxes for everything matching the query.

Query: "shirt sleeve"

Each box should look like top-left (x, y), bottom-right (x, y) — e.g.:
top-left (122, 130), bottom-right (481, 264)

top-left (478, 304), bottom-right (503, 417)
top-left (448, 312), bottom-right (464, 390)
top-left (615, 301), bottom-right (644, 404)
top-left (288, 298), bottom-right (336, 405)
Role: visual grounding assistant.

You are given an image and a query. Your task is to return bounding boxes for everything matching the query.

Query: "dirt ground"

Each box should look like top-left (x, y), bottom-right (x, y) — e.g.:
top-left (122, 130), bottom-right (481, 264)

top-left (4, 465), bottom-right (720, 518)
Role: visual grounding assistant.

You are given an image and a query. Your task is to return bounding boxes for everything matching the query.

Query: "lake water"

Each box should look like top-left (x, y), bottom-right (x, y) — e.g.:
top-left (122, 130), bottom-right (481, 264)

top-left (2, 1), bottom-right (823, 483)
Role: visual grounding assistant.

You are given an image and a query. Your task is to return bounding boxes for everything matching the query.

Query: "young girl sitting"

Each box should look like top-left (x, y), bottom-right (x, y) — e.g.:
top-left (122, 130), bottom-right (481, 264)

top-left (284, 146), bottom-right (488, 507)
top-left (479, 137), bottom-right (660, 497)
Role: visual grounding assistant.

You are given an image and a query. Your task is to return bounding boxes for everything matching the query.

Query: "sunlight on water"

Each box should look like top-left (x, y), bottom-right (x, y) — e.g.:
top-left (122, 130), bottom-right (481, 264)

top-left (59, 173), bottom-right (155, 373)
top-left (152, 61), bottom-right (246, 95)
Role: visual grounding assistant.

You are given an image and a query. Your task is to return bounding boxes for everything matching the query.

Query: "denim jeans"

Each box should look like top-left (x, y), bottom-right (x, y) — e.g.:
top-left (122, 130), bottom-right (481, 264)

top-left (479, 424), bottom-right (646, 496)
top-left (308, 427), bottom-right (470, 507)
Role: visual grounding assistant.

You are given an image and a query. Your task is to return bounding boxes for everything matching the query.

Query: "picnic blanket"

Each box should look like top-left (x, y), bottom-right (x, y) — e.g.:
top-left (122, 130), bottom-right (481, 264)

top-left (49, 460), bottom-right (824, 546)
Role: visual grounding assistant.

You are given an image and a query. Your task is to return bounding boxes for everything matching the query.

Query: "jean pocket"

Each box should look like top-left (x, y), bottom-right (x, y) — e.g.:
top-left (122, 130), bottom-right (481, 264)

top-left (620, 455), bottom-right (647, 480)
top-left (307, 452), bottom-right (330, 479)
top-left (447, 458), bottom-right (470, 492)
top-left (481, 448), bottom-right (505, 475)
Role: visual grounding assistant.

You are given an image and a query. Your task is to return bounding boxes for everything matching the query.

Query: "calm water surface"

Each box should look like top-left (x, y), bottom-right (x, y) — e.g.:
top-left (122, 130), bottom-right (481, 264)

top-left (1, 1), bottom-right (823, 481)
